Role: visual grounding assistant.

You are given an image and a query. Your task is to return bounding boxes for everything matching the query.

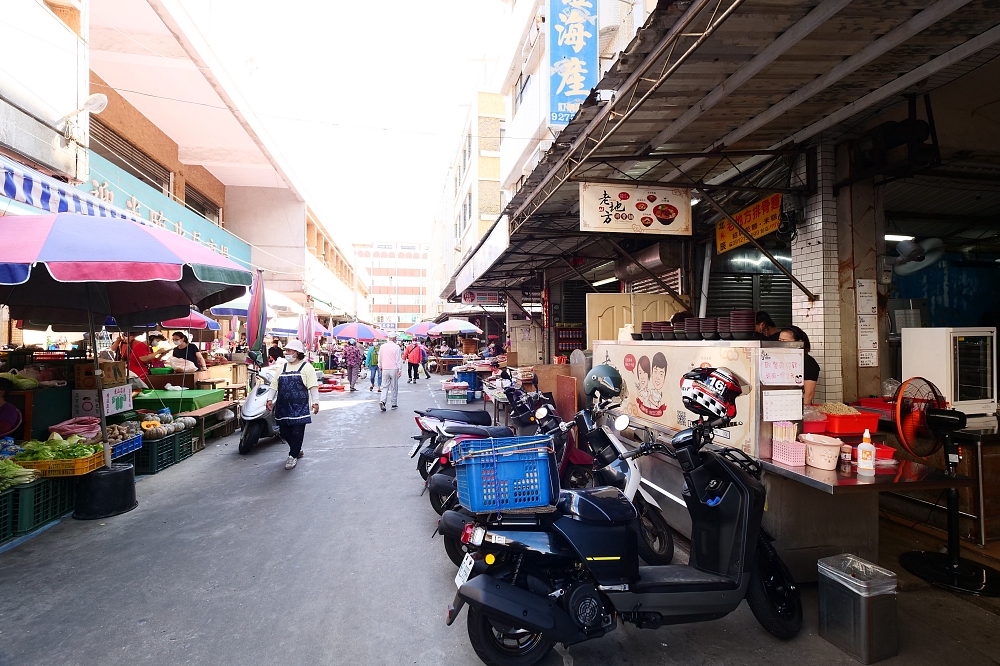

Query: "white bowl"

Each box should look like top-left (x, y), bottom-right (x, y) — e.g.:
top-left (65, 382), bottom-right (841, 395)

top-left (805, 442), bottom-right (841, 470)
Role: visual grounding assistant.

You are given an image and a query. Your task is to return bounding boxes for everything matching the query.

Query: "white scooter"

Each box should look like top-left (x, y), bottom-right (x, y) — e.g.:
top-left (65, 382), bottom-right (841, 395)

top-left (238, 352), bottom-right (281, 454)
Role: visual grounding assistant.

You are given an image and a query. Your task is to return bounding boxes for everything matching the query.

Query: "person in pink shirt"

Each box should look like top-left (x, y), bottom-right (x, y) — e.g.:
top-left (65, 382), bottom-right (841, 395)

top-left (378, 332), bottom-right (403, 411)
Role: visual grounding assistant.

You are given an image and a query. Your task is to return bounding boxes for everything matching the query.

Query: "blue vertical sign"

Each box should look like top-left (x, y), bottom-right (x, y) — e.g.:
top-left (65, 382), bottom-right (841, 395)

top-left (548, 0), bottom-right (599, 127)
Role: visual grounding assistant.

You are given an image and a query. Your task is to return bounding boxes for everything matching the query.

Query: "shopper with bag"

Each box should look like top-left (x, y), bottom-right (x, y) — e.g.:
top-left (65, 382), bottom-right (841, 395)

top-left (366, 341), bottom-right (382, 392)
top-left (404, 339), bottom-right (423, 384)
top-left (343, 339), bottom-right (364, 391)
top-left (265, 339), bottom-right (320, 470)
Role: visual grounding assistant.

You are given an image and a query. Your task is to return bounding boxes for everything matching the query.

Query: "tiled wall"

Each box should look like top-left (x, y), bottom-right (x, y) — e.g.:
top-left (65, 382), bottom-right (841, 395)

top-left (791, 144), bottom-right (843, 403)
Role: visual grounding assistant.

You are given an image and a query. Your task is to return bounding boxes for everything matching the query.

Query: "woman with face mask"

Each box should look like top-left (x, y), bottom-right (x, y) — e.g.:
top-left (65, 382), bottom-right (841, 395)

top-left (264, 339), bottom-right (320, 470)
top-left (155, 331), bottom-right (207, 371)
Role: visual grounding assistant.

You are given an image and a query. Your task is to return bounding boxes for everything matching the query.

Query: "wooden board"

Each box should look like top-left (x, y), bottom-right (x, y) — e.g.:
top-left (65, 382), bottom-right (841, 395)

top-left (533, 364), bottom-right (573, 395)
top-left (556, 375), bottom-right (579, 450)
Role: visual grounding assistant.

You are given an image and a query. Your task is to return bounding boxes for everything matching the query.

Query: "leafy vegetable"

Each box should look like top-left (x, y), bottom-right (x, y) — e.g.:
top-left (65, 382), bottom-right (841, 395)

top-left (13, 439), bottom-right (103, 461)
top-left (0, 459), bottom-right (39, 491)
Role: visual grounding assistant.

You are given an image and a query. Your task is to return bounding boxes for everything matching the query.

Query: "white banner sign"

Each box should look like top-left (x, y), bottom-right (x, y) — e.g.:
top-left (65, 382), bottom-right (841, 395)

top-left (580, 183), bottom-right (692, 235)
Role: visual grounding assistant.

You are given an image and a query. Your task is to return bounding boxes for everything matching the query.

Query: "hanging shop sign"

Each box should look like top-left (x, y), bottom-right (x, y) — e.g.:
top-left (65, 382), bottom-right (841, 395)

top-left (462, 290), bottom-right (500, 306)
top-left (548, 0), bottom-right (599, 127)
top-left (715, 193), bottom-right (783, 254)
top-left (580, 182), bottom-right (692, 235)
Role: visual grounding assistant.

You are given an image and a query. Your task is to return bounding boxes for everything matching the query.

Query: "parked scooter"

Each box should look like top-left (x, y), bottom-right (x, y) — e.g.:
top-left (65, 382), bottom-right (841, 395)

top-left (440, 365), bottom-right (802, 666)
top-left (238, 352), bottom-right (280, 454)
top-left (412, 408), bottom-right (494, 479)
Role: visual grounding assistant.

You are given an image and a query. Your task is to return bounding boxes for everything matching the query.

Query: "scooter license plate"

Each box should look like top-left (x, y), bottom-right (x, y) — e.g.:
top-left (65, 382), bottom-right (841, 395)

top-left (409, 439), bottom-right (423, 457)
top-left (455, 553), bottom-right (475, 589)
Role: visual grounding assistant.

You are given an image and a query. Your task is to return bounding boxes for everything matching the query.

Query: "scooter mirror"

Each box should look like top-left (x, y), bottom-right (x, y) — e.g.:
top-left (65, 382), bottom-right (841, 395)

top-left (613, 414), bottom-right (630, 431)
top-left (535, 406), bottom-right (549, 420)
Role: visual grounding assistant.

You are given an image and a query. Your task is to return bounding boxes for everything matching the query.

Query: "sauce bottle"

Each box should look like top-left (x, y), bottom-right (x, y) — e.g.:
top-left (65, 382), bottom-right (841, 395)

top-left (857, 428), bottom-right (876, 476)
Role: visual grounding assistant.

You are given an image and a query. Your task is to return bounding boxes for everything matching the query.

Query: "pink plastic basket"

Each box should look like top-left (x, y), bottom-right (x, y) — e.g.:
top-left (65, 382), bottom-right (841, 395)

top-left (772, 440), bottom-right (806, 466)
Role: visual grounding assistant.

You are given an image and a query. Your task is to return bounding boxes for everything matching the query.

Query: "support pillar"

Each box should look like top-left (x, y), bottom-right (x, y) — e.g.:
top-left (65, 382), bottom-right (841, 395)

top-left (791, 143), bottom-right (843, 403)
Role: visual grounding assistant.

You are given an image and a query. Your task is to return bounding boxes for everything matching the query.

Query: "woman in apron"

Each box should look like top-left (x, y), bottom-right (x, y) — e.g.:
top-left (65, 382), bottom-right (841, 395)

top-left (265, 339), bottom-right (320, 470)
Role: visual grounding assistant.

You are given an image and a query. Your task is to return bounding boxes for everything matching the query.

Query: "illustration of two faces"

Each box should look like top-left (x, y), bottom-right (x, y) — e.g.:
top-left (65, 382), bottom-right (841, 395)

top-left (635, 352), bottom-right (667, 412)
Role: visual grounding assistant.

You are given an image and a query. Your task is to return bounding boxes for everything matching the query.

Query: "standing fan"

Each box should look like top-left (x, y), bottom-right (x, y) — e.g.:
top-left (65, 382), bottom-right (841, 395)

top-left (896, 377), bottom-right (1000, 596)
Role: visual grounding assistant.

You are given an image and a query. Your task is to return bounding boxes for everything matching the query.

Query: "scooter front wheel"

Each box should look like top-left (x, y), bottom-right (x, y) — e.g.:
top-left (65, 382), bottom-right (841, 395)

top-left (467, 606), bottom-right (553, 666)
top-left (636, 500), bottom-right (675, 565)
top-left (238, 419), bottom-right (267, 454)
top-left (746, 542), bottom-right (802, 640)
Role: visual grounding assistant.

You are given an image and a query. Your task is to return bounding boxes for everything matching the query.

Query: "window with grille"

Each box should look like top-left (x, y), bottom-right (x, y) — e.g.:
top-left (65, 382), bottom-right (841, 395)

top-left (184, 184), bottom-right (220, 224)
top-left (89, 118), bottom-right (170, 193)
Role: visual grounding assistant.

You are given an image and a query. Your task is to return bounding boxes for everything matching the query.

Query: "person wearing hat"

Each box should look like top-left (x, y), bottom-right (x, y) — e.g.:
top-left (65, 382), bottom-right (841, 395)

top-left (343, 338), bottom-right (364, 391)
top-left (378, 331), bottom-right (403, 411)
top-left (264, 339), bottom-right (320, 470)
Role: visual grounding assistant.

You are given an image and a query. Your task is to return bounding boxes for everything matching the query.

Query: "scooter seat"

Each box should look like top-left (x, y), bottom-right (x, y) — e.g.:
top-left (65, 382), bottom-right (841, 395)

top-left (443, 425), bottom-right (515, 438)
top-left (557, 487), bottom-right (637, 523)
top-left (420, 409), bottom-right (493, 426)
top-left (633, 565), bottom-right (737, 592)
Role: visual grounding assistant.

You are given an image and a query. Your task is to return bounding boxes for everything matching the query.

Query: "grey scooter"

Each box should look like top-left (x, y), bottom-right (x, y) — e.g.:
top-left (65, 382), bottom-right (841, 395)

top-left (238, 352), bottom-right (280, 454)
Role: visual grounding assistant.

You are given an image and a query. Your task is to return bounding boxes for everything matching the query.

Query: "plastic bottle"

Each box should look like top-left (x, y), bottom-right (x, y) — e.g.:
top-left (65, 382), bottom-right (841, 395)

top-left (857, 429), bottom-right (876, 476)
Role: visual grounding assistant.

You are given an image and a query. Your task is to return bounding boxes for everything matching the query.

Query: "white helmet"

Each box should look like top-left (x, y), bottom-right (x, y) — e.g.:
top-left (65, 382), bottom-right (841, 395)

top-left (284, 339), bottom-right (305, 354)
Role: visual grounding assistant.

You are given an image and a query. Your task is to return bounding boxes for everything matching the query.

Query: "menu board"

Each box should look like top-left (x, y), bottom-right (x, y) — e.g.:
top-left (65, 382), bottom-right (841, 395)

top-left (856, 278), bottom-right (879, 368)
top-left (593, 342), bottom-right (758, 455)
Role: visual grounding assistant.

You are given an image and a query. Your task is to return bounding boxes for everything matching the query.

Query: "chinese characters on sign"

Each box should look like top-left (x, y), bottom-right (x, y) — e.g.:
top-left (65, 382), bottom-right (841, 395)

top-left (580, 182), bottom-right (692, 235)
top-left (715, 193), bottom-right (783, 254)
top-left (857, 277), bottom-right (880, 367)
top-left (759, 349), bottom-right (804, 386)
top-left (549, 0), bottom-right (598, 127)
top-left (462, 290), bottom-right (500, 306)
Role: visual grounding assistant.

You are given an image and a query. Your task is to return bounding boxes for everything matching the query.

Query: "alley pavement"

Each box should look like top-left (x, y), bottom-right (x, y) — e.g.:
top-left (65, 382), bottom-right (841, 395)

top-left (1, 378), bottom-right (999, 665)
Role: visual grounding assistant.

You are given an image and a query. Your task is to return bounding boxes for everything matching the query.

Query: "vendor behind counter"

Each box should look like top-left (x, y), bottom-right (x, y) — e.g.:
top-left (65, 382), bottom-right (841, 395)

top-left (779, 326), bottom-right (819, 404)
top-left (0, 377), bottom-right (23, 437)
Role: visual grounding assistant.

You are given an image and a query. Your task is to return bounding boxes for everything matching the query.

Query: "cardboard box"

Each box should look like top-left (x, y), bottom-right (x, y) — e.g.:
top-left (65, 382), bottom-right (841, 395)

top-left (72, 386), bottom-right (133, 417)
top-left (74, 361), bottom-right (127, 389)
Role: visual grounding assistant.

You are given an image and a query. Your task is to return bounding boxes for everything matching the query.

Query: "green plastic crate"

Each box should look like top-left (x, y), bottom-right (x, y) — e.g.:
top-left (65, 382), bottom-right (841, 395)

top-left (11, 478), bottom-right (77, 536)
top-left (134, 435), bottom-right (175, 474)
top-left (174, 430), bottom-right (193, 463)
top-left (0, 489), bottom-right (13, 544)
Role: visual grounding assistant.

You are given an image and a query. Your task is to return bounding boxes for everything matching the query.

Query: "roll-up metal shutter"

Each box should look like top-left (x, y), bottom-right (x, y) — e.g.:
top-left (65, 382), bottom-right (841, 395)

top-left (89, 118), bottom-right (170, 191)
top-left (757, 273), bottom-right (792, 327)
top-left (706, 274), bottom-right (754, 317)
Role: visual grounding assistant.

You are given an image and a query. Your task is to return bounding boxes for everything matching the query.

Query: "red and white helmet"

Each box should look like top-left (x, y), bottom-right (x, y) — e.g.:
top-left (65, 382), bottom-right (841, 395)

top-left (680, 367), bottom-right (744, 419)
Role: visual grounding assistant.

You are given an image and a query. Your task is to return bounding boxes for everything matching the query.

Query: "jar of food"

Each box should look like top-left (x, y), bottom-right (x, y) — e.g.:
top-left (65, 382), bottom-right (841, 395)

top-left (840, 444), bottom-right (853, 463)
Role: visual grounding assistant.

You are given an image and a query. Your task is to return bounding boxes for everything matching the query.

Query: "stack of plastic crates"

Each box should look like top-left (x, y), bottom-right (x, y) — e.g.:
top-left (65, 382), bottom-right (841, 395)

top-left (10, 478), bottom-right (77, 536)
top-left (446, 382), bottom-right (469, 405)
top-left (453, 436), bottom-right (558, 514)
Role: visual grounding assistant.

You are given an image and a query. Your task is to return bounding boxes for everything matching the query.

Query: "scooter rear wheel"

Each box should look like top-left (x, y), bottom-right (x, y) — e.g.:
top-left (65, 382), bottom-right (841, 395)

top-left (443, 534), bottom-right (466, 567)
top-left (467, 606), bottom-right (553, 666)
top-left (636, 499), bottom-right (675, 566)
top-left (747, 542), bottom-right (802, 640)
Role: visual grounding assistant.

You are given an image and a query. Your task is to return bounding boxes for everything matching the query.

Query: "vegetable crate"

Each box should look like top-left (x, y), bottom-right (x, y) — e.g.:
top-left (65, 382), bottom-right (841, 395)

top-left (14, 449), bottom-right (105, 478)
top-left (110, 433), bottom-right (143, 460)
top-left (11, 477), bottom-right (77, 536)
top-left (453, 436), bottom-right (558, 514)
top-left (0, 489), bottom-right (13, 544)
top-left (174, 430), bottom-right (194, 463)
top-left (133, 435), bottom-right (175, 475)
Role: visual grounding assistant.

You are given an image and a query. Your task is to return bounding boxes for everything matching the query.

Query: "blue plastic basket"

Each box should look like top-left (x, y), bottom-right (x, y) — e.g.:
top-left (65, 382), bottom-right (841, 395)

top-left (110, 433), bottom-right (143, 460)
top-left (453, 436), bottom-right (558, 514)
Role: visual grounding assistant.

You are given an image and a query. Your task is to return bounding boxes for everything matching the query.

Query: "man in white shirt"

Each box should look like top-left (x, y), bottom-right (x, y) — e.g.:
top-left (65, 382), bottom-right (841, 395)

top-left (378, 332), bottom-right (403, 411)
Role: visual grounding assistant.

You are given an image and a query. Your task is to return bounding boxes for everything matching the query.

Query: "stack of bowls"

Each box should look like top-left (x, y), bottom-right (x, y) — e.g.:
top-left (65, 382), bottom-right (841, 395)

top-left (651, 322), bottom-right (663, 340)
top-left (659, 321), bottom-right (675, 340)
top-left (700, 317), bottom-right (718, 340)
top-left (684, 317), bottom-right (701, 340)
top-left (730, 310), bottom-right (756, 340)
top-left (717, 316), bottom-right (732, 340)
top-left (641, 322), bottom-right (654, 340)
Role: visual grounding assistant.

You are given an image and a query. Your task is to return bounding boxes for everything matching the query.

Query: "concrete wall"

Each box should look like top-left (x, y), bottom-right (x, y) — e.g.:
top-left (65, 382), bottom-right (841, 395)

top-left (224, 185), bottom-right (306, 294)
top-left (91, 72), bottom-right (225, 208)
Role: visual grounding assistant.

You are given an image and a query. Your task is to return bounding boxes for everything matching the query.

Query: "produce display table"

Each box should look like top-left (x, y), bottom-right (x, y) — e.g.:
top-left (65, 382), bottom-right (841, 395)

top-left (432, 356), bottom-right (463, 374)
top-left (177, 401), bottom-right (240, 451)
top-left (195, 378), bottom-right (228, 390)
top-left (132, 389), bottom-right (224, 414)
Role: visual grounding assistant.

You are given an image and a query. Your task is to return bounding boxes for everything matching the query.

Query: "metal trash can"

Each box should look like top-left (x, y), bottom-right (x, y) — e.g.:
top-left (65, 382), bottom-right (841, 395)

top-left (818, 554), bottom-right (898, 664)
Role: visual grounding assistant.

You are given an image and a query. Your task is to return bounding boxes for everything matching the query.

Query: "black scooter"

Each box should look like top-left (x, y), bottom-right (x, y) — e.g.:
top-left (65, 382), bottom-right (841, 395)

top-left (441, 414), bottom-right (801, 666)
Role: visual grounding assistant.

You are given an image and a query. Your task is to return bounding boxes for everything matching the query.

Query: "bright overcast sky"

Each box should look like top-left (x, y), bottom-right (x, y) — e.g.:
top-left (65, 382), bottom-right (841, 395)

top-left (180, 0), bottom-right (507, 245)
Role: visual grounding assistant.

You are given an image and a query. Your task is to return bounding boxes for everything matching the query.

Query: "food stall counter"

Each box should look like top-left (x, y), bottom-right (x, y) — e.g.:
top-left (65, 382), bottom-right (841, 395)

top-left (761, 457), bottom-right (974, 495)
top-left (132, 389), bottom-right (225, 414)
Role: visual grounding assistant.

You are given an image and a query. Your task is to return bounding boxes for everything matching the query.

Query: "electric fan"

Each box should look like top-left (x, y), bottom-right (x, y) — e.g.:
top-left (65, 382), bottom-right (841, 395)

top-left (896, 377), bottom-right (1000, 596)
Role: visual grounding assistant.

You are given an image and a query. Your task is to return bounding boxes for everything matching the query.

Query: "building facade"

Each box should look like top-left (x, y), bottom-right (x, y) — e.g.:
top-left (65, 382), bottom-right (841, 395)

top-left (355, 243), bottom-right (430, 330)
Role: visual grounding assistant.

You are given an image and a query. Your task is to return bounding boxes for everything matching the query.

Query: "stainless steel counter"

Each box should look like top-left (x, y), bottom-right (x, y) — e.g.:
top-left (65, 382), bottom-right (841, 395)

top-left (761, 458), bottom-right (974, 495)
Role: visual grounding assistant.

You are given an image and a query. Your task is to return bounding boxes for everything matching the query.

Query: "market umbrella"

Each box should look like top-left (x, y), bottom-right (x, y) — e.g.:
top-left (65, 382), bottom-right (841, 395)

top-left (208, 290), bottom-right (276, 319)
top-left (405, 321), bottom-right (436, 337)
top-left (161, 309), bottom-right (221, 330)
top-left (246, 270), bottom-right (267, 357)
top-left (429, 319), bottom-right (483, 335)
top-left (330, 322), bottom-right (386, 342)
top-left (269, 315), bottom-right (330, 337)
top-left (0, 213), bottom-right (252, 464)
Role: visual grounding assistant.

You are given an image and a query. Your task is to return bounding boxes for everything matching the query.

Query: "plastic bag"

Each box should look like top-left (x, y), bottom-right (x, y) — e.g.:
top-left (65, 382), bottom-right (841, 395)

top-left (882, 378), bottom-right (901, 400)
top-left (803, 405), bottom-right (827, 422)
top-left (166, 356), bottom-right (198, 373)
top-left (48, 417), bottom-right (102, 440)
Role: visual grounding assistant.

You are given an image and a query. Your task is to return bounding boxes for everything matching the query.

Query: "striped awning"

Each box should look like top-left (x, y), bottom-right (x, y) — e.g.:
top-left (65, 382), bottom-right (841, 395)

top-left (0, 153), bottom-right (141, 223)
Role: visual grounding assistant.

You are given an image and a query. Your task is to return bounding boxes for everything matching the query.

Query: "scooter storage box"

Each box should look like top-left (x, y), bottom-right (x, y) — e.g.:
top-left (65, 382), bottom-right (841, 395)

top-left (818, 554), bottom-right (898, 664)
top-left (453, 436), bottom-right (558, 513)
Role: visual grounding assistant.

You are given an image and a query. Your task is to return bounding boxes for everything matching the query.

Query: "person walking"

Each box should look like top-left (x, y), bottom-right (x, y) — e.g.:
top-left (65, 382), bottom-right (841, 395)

top-left (264, 339), bottom-right (319, 470)
top-left (420, 341), bottom-right (431, 379)
top-left (378, 332), bottom-right (403, 411)
top-left (404, 339), bottom-right (422, 384)
top-left (366, 340), bottom-right (382, 392)
top-left (344, 338), bottom-right (364, 391)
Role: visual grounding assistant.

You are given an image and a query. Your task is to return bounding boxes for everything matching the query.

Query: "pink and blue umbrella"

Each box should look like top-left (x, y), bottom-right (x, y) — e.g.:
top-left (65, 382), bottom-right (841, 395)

top-left (162, 309), bottom-right (221, 330)
top-left (330, 322), bottom-right (386, 342)
top-left (0, 213), bottom-right (250, 327)
top-left (405, 321), bottom-right (436, 337)
top-left (246, 270), bottom-right (267, 355)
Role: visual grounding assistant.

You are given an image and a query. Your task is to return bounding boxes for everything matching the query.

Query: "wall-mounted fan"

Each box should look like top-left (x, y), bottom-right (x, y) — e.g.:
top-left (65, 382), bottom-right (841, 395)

top-left (893, 238), bottom-right (944, 275)
top-left (895, 377), bottom-right (1000, 596)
